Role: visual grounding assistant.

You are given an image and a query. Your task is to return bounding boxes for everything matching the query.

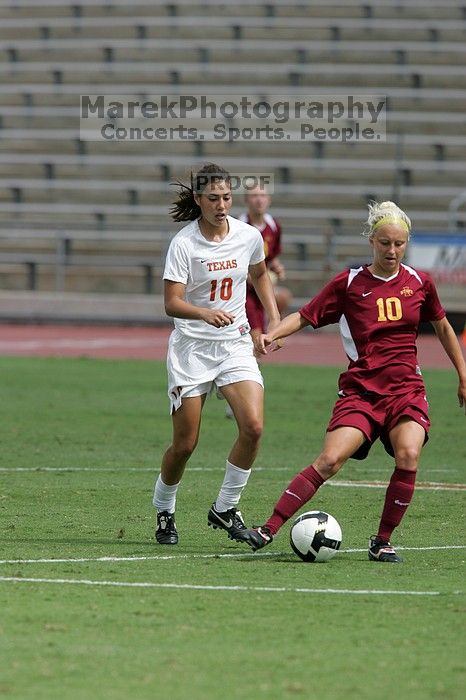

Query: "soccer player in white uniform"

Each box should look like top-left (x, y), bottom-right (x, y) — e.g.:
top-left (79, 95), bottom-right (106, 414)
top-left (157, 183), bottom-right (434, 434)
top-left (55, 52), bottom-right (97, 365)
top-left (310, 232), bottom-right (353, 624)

top-left (153, 163), bottom-right (281, 544)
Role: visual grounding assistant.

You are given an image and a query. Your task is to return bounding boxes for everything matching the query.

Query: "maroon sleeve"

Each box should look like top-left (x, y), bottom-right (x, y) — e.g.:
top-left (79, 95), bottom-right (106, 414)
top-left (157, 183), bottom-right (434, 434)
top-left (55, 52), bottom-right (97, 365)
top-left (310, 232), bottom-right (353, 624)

top-left (420, 273), bottom-right (446, 322)
top-left (299, 271), bottom-right (348, 328)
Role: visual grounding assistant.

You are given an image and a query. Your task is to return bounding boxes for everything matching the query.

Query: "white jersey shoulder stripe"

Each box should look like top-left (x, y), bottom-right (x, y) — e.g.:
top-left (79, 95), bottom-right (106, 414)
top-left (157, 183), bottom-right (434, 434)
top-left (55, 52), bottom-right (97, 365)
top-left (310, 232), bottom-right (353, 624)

top-left (401, 263), bottom-right (423, 285)
top-left (263, 212), bottom-right (278, 232)
top-left (347, 266), bottom-right (364, 288)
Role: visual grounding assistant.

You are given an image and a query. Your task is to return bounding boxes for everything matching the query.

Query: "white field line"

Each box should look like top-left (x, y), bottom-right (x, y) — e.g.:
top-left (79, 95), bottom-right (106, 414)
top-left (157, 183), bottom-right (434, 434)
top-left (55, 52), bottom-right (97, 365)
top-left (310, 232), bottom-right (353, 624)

top-left (0, 466), bottom-right (464, 491)
top-left (0, 545), bottom-right (464, 566)
top-left (0, 466), bottom-right (460, 473)
top-left (0, 576), bottom-right (441, 596)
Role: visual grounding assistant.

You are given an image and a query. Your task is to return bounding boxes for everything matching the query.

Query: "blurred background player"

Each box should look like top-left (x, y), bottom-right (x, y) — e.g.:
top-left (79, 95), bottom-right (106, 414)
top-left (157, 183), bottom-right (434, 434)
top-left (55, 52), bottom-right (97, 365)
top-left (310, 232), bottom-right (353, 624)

top-left (153, 163), bottom-right (280, 545)
top-left (239, 185), bottom-right (293, 343)
top-left (238, 201), bottom-right (466, 562)
top-left (223, 185), bottom-right (293, 418)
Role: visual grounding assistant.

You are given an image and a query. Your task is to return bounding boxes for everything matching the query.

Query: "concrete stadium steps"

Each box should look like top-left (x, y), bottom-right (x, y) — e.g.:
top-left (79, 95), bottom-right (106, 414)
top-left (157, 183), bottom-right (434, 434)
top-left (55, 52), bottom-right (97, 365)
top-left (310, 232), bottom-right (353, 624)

top-left (0, 179), bottom-right (463, 214)
top-left (0, 0), bottom-right (464, 16)
top-left (2, 63), bottom-right (465, 90)
top-left (0, 150), bottom-right (463, 178)
top-left (0, 263), bottom-right (165, 295)
top-left (2, 111), bottom-right (465, 139)
top-left (189, 139), bottom-right (466, 162)
top-left (2, 132), bottom-right (466, 160)
top-left (0, 0), bottom-right (464, 21)
top-left (0, 237), bottom-right (168, 255)
top-left (0, 0), bottom-right (464, 311)
top-left (0, 236), bottom-right (168, 267)
top-left (0, 203), bottom-right (463, 232)
top-left (1, 85), bottom-right (464, 117)
top-left (0, 15), bottom-right (464, 43)
top-left (0, 288), bottom-right (168, 324)
top-left (0, 237), bottom-right (57, 255)
top-left (0, 25), bottom-right (464, 45)
top-left (2, 40), bottom-right (464, 66)
top-left (0, 168), bottom-right (464, 196)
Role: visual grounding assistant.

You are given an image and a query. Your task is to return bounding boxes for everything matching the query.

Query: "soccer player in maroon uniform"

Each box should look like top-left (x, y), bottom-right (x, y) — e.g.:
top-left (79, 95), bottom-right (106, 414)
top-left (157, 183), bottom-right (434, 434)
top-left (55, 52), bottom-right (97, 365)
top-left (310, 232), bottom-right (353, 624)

top-left (238, 201), bottom-right (466, 562)
top-left (239, 186), bottom-right (292, 341)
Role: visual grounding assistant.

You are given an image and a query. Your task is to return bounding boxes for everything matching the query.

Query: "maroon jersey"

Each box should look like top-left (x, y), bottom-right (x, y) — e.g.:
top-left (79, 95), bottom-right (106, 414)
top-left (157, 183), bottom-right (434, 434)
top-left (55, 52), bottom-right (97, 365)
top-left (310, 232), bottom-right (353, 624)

top-left (239, 212), bottom-right (282, 265)
top-left (240, 212), bottom-right (282, 330)
top-left (299, 264), bottom-right (445, 396)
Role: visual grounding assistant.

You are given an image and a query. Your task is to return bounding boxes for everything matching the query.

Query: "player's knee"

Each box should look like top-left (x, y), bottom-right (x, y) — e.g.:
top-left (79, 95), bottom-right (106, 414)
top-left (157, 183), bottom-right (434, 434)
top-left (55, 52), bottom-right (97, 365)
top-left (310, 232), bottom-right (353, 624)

top-left (394, 445), bottom-right (420, 469)
top-left (241, 419), bottom-right (263, 445)
top-left (173, 437), bottom-right (198, 462)
top-left (315, 451), bottom-right (343, 479)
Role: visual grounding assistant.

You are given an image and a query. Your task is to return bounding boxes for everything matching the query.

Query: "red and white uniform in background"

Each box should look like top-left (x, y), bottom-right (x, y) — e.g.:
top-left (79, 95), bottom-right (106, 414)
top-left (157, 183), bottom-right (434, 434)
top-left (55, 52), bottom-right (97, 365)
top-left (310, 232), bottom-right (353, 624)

top-left (239, 212), bottom-right (282, 332)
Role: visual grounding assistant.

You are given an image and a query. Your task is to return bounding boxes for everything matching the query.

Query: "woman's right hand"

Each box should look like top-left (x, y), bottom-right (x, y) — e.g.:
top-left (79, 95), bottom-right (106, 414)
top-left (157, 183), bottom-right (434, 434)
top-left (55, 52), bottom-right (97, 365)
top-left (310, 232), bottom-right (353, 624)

top-left (201, 309), bottom-right (235, 328)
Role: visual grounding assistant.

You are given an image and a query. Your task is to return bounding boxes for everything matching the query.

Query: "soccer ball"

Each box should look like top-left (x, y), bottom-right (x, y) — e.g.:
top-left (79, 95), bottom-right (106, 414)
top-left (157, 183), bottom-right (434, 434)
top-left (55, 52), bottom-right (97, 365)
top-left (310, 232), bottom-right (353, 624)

top-left (290, 511), bottom-right (342, 562)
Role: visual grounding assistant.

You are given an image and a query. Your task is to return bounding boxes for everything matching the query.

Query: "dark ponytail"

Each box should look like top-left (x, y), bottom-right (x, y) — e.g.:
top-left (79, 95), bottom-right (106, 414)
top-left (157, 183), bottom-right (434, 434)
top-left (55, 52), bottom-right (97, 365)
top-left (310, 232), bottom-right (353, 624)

top-left (170, 163), bottom-right (231, 222)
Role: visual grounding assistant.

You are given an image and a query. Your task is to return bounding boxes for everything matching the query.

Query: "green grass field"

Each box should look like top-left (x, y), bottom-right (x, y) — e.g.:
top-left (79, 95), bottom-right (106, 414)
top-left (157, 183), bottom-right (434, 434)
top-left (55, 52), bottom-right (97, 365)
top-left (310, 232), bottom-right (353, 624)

top-left (0, 357), bottom-right (464, 700)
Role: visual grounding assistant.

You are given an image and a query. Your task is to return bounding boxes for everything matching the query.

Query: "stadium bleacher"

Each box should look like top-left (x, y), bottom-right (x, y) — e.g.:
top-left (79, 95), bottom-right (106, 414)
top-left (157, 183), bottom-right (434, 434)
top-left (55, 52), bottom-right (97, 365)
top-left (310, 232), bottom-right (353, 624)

top-left (0, 0), bottom-right (465, 320)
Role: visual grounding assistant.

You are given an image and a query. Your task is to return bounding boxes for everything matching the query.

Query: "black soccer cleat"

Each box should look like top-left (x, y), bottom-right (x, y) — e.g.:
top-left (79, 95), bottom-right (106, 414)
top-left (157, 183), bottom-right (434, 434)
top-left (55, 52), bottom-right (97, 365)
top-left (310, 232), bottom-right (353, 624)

top-left (368, 535), bottom-right (402, 563)
top-left (240, 526), bottom-right (273, 551)
top-left (156, 510), bottom-right (178, 545)
top-left (207, 503), bottom-right (247, 541)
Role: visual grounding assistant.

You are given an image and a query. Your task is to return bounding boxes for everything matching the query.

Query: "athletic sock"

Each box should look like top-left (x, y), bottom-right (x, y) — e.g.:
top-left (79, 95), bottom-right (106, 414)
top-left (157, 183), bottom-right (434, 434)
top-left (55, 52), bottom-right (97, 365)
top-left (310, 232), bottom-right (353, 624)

top-left (215, 460), bottom-right (251, 512)
top-left (377, 467), bottom-right (416, 542)
top-left (265, 465), bottom-right (325, 535)
top-left (153, 475), bottom-right (179, 514)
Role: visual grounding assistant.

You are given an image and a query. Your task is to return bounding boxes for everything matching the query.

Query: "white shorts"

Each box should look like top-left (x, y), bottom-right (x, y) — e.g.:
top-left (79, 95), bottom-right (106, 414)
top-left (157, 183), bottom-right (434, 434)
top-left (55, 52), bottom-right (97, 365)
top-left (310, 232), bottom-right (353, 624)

top-left (167, 329), bottom-right (263, 413)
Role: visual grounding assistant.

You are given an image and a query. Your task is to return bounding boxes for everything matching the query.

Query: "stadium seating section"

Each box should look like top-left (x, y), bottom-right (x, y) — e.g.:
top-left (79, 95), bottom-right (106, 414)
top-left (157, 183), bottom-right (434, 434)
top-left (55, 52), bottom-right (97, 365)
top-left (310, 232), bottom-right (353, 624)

top-left (0, 0), bottom-right (464, 312)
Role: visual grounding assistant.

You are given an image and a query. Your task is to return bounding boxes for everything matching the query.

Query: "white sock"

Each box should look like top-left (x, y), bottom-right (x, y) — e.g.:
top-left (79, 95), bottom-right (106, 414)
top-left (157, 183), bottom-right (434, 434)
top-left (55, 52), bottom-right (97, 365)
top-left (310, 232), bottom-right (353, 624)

top-left (153, 475), bottom-right (179, 513)
top-left (215, 460), bottom-right (251, 512)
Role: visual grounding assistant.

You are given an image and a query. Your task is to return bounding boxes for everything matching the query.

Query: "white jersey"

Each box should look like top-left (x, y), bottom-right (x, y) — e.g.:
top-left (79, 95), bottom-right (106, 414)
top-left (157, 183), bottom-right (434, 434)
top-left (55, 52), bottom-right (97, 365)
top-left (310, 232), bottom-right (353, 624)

top-left (163, 215), bottom-right (265, 340)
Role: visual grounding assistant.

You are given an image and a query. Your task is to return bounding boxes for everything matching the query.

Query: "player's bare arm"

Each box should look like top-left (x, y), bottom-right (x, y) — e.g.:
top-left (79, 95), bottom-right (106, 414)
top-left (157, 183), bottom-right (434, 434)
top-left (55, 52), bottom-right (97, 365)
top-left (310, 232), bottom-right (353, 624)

top-left (164, 280), bottom-right (235, 328)
top-left (431, 316), bottom-right (466, 411)
top-left (258, 312), bottom-right (310, 355)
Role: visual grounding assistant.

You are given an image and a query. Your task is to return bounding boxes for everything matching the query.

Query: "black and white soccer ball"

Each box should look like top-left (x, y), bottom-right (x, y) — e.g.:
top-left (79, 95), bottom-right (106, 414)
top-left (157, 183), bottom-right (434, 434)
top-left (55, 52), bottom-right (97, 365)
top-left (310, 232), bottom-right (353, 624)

top-left (290, 511), bottom-right (342, 562)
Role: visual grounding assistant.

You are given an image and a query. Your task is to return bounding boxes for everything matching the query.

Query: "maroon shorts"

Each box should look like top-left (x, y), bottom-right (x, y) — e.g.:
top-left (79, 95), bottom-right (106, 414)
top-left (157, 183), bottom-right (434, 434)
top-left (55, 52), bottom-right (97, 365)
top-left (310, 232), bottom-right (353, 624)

top-left (327, 388), bottom-right (430, 459)
top-left (245, 289), bottom-right (265, 333)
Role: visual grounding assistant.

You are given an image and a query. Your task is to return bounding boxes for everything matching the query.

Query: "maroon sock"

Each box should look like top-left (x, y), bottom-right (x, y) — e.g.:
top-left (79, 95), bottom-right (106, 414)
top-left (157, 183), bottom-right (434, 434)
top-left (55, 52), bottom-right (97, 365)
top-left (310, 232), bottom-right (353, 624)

top-left (265, 465), bottom-right (325, 535)
top-left (377, 467), bottom-right (416, 542)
